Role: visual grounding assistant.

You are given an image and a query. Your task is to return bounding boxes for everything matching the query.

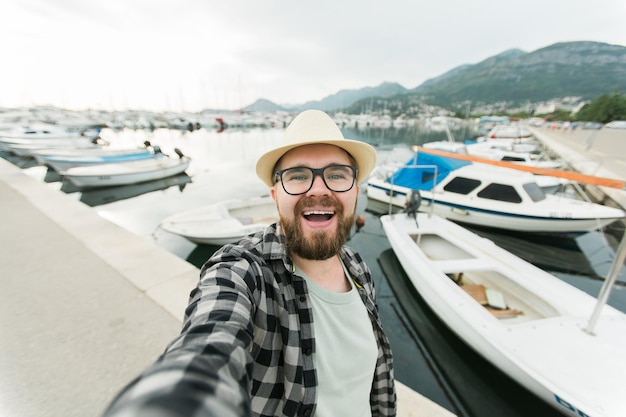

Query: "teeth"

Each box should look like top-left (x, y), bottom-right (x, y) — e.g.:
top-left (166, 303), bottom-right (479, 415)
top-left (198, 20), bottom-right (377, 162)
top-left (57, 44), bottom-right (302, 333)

top-left (304, 210), bottom-right (333, 215)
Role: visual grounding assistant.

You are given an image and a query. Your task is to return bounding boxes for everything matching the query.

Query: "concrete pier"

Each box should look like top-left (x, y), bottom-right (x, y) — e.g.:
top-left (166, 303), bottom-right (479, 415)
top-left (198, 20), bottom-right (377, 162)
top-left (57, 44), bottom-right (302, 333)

top-left (529, 125), bottom-right (626, 209)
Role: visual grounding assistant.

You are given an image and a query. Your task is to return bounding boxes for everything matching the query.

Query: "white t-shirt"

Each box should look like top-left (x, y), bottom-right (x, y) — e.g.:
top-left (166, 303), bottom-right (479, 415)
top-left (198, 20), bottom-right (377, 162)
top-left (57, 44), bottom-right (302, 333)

top-left (296, 265), bottom-right (378, 417)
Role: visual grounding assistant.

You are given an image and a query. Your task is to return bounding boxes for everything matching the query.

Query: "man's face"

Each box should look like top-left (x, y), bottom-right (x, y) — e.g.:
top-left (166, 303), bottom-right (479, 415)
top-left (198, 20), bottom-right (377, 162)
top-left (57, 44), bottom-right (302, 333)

top-left (270, 144), bottom-right (360, 260)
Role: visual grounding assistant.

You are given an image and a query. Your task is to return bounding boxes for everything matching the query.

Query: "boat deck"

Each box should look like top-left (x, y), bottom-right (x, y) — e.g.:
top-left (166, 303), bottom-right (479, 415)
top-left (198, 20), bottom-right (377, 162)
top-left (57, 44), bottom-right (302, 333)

top-left (409, 229), bottom-right (560, 323)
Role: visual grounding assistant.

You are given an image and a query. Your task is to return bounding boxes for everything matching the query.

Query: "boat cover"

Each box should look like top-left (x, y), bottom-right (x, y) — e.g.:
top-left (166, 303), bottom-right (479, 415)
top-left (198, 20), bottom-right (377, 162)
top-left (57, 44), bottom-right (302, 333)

top-left (390, 152), bottom-right (471, 190)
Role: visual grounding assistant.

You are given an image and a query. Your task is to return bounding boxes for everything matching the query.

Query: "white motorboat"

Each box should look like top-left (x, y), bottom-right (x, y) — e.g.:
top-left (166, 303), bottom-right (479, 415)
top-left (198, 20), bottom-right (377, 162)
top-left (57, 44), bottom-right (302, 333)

top-left (471, 124), bottom-right (542, 152)
top-left (0, 124), bottom-right (83, 140)
top-left (0, 137), bottom-right (102, 156)
top-left (486, 124), bottom-right (535, 140)
top-left (159, 196), bottom-right (278, 246)
top-left (381, 213), bottom-right (626, 417)
top-left (423, 140), bottom-right (565, 169)
top-left (61, 149), bottom-right (190, 188)
top-left (381, 211), bottom-right (626, 417)
top-left (366, 150), bottom-right (625, 234)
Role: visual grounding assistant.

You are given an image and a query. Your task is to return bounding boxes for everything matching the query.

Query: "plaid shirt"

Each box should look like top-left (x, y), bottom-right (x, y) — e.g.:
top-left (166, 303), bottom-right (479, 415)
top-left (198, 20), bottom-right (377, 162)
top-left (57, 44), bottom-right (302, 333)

top-left (104, 223), bottom-right (396, 417)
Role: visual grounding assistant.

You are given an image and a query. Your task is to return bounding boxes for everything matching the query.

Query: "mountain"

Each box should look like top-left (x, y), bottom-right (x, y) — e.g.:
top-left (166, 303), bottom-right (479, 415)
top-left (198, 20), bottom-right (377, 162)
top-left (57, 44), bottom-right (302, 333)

top-left (297, 82), bottom-right (408, 111)
top-left (243, 98), bottom-right (288, 112)
top-left (244, 41), bottom-right (626, 115)
top-left (243, 82), bottom-right (408, 113)
top-left (410, 41), bottom-right (626, 107)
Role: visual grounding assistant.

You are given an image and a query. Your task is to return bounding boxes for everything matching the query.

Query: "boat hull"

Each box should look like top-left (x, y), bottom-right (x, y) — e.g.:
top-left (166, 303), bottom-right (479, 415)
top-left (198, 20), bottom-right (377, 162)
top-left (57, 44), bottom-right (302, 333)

top-left (160, 196), bottom-right (278, 245)
top-left (1, 139), bottom-right (101, 156)
top-left (62, 157), bottom-right (190, 188)
top-left (43, 150), bottom-right (157, 172)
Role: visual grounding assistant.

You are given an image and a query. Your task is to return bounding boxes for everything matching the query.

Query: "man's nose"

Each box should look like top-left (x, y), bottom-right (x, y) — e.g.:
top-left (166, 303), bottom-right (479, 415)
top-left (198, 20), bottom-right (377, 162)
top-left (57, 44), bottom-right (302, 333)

top-left (307, 173), bottom-right (331, 195)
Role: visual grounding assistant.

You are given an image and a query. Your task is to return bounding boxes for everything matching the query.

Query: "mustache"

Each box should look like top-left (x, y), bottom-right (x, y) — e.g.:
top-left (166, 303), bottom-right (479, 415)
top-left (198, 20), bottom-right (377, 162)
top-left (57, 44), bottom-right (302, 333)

top-left (294, 195), bottom-right (343, 214)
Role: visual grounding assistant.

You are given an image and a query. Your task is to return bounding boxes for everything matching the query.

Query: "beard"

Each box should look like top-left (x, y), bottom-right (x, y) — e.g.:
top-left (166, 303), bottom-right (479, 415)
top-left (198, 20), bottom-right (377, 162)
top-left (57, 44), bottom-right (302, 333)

top-left (280, 195), bottom-right (355, 260)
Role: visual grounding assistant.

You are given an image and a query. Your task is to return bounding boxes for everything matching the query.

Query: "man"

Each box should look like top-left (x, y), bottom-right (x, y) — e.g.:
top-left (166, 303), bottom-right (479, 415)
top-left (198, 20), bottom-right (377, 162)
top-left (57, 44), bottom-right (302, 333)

top-left (103, 110), bottom-right (396, 417)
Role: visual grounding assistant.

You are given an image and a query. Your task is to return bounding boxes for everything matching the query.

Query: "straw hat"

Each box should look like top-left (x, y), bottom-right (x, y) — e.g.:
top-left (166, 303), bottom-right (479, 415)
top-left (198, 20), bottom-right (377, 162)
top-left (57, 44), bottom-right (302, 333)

top-left (256, 110), bottom-right (377, 187)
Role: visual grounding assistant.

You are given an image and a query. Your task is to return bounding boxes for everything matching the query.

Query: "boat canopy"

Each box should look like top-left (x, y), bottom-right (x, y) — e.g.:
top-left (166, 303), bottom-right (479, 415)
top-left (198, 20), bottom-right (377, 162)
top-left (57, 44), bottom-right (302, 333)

top-left (390, 152), bottom-right (471, 190)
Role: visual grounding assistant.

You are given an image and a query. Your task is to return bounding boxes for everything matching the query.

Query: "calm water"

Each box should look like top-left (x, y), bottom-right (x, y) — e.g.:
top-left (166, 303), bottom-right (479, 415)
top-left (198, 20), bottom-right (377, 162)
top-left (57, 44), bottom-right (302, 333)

top-left (8, 122), bottom-right (626, 416)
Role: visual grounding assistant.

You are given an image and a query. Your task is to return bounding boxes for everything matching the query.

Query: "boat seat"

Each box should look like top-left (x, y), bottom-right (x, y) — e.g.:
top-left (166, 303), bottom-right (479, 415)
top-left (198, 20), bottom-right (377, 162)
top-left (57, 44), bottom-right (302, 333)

top-left (236, 216), bottom-right (277, 225)
top-left (255, 216), bottom-right (278, 224)
top-left (432, 258), bottom-right (491, 274)
top-left (461, 284), bottom-right (524, 319)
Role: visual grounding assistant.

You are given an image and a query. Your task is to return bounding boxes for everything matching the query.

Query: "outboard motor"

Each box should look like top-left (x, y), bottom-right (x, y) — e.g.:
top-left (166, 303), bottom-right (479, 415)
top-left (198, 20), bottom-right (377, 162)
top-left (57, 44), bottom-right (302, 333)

top-left (404, 189), bottom-right (422, 219)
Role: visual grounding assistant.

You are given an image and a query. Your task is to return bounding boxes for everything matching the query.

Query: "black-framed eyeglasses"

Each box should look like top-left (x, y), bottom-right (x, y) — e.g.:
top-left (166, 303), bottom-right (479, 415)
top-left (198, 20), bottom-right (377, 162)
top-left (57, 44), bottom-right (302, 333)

top-left (274, 164), bottom-right (358, 195)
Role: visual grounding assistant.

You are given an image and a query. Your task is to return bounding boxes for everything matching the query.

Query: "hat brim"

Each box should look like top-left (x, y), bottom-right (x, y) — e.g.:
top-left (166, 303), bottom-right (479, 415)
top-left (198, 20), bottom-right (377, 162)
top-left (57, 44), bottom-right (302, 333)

top-left (255, 138), bottom-right (377, 188)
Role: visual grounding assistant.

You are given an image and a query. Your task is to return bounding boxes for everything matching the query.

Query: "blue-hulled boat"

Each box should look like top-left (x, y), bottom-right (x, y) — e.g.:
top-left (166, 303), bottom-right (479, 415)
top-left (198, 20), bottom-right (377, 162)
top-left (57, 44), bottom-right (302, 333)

top-left (41, 147), bottom-right (161, 172)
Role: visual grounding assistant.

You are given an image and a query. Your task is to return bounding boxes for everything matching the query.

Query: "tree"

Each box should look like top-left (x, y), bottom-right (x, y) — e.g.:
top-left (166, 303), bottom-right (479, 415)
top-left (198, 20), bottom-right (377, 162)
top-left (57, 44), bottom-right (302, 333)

top-left (576, 93), bottom-right (626, 123)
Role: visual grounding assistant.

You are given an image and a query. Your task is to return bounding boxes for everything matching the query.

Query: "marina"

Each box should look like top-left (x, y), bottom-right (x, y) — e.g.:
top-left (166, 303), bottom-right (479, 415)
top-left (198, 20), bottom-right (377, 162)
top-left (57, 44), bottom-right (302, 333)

top-left (2, 118), bottom-right (626, 416)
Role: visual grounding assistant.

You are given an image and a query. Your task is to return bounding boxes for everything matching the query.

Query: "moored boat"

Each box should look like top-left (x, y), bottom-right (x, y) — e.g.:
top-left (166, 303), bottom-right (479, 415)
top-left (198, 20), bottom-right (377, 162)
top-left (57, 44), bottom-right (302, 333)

top-left (61, 149), bottom-right (190, 188)
top-left (159, 195), bottom-right (278, 245)
top-left (423, 140), bottom-right (565, 169)
top-left (0, 124), bottom-right (83, 140)
top-left (367, 150), bottom-right (626, 234)
top-left (0, 137), bottom-right (103, 156)
top-left (41, 147), bottom-right (160, 172)
top-left (29, 141), bottom-right (154, 162)
top-left (381, 210), bottom-right (626, 417)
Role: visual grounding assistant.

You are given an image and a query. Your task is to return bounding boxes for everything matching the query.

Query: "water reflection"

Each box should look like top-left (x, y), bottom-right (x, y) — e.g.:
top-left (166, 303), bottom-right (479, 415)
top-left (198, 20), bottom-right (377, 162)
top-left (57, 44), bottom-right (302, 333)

top-left (342, 121), bottom-right (477, 148)
top-left (79, 173), bottom-right (192, 207)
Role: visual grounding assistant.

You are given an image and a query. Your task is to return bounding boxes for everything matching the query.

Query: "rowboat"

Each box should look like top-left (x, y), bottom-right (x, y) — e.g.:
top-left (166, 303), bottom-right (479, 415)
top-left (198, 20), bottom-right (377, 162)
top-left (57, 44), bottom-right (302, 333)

top-left (367, 150), bottom-right (626, 234)
top-left (159, 195), bottom-right (278, 245)
top-left (381, 210), bottom-right (626, 417)
top-left (61, 149), bottom-right (190, 188)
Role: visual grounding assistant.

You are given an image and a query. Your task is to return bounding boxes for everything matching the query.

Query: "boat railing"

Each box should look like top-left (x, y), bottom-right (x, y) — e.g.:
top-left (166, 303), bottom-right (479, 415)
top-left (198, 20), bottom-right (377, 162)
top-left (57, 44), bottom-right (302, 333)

top-left (385, 163), bottom-right (438, 217)
top-left (553, 178), bottom-right (613, 232)
top-left (586, 228), bottom-right (626, 335)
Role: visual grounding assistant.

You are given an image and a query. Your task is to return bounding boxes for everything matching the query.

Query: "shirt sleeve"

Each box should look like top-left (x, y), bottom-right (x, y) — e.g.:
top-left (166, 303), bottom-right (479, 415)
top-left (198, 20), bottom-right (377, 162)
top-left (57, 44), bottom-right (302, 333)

top-left (102, 247), bottom-right (258, 417)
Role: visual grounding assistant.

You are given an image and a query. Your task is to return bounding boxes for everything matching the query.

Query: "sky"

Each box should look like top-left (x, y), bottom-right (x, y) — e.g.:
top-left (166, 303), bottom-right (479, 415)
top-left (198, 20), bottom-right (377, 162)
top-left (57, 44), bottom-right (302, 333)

top-left (1, 0), bottom-right (625, 113)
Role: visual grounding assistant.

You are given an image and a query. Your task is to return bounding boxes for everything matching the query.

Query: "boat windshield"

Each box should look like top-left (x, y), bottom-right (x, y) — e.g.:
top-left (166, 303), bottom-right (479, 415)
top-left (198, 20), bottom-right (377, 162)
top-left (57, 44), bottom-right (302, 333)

top-left (501, 155), bottom-right (527, 162)
top-left (522, 182), bottom-right (547, 202)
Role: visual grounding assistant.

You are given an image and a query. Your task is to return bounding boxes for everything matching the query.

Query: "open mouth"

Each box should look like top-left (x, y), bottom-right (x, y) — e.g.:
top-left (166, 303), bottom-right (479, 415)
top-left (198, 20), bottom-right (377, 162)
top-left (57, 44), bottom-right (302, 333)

top-left (303, 210), bottom-right (334, 222)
